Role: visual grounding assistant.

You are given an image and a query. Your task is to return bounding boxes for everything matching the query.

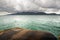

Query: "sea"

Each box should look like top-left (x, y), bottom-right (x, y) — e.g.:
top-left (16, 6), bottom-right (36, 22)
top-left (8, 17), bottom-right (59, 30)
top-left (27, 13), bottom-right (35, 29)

top-left (0, 15), bottom-right (60, 37)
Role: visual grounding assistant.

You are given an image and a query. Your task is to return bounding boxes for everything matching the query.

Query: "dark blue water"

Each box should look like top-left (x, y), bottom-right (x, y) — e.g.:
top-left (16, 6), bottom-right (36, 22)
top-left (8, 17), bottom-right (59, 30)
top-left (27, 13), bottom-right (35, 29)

top-left (0, 15), bottom-right (60, 37)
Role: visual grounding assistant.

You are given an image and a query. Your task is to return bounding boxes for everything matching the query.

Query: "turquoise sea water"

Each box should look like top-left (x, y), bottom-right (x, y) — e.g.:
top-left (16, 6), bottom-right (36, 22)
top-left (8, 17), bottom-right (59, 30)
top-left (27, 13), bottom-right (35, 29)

top-left (0, 15), bottom-right (60, 36)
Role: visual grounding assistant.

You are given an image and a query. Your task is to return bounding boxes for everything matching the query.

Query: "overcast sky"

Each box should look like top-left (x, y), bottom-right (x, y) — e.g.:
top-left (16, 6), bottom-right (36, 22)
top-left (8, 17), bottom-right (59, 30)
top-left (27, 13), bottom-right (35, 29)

top-left (0, 0), bottom-right (60, 15)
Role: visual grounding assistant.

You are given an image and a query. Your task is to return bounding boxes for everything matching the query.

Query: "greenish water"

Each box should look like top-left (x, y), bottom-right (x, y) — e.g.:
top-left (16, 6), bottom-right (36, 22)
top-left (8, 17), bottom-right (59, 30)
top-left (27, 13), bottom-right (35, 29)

top-left (0, 15), bottom-right (60, 36)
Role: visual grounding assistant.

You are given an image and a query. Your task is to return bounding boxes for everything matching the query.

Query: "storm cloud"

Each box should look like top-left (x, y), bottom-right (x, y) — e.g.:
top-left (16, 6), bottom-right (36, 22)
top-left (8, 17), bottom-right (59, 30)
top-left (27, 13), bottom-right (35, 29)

top-left (0, 0), bottom-right (60, 15)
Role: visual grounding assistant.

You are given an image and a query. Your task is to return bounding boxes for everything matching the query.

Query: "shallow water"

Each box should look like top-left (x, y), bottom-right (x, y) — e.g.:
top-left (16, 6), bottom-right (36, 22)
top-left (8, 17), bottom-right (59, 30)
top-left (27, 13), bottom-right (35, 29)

top-left (0, 15), bottom-right (60, 36)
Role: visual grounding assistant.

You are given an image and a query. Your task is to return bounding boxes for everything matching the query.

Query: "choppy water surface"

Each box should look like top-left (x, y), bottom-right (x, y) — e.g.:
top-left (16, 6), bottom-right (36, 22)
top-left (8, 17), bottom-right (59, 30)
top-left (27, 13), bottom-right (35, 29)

top-left (0, 15), bottom-right (60, 36)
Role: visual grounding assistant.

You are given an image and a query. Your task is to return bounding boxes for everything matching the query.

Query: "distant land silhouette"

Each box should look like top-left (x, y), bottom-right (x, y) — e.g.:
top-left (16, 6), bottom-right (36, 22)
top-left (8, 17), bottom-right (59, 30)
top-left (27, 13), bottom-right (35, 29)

top-left (9, 12), bottom-right (57, 15)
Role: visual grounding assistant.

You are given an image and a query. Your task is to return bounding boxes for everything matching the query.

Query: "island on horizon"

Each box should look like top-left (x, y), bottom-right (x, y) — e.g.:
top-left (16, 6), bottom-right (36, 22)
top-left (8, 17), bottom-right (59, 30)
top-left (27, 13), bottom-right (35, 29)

top-left (8, 12), bottom-right (57, 15)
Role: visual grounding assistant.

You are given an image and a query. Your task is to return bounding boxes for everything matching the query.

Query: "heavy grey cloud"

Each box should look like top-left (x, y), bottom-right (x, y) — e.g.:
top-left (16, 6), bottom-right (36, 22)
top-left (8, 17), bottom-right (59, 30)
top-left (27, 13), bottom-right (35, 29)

top-left (0, 0), bottom-right (60, 15)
